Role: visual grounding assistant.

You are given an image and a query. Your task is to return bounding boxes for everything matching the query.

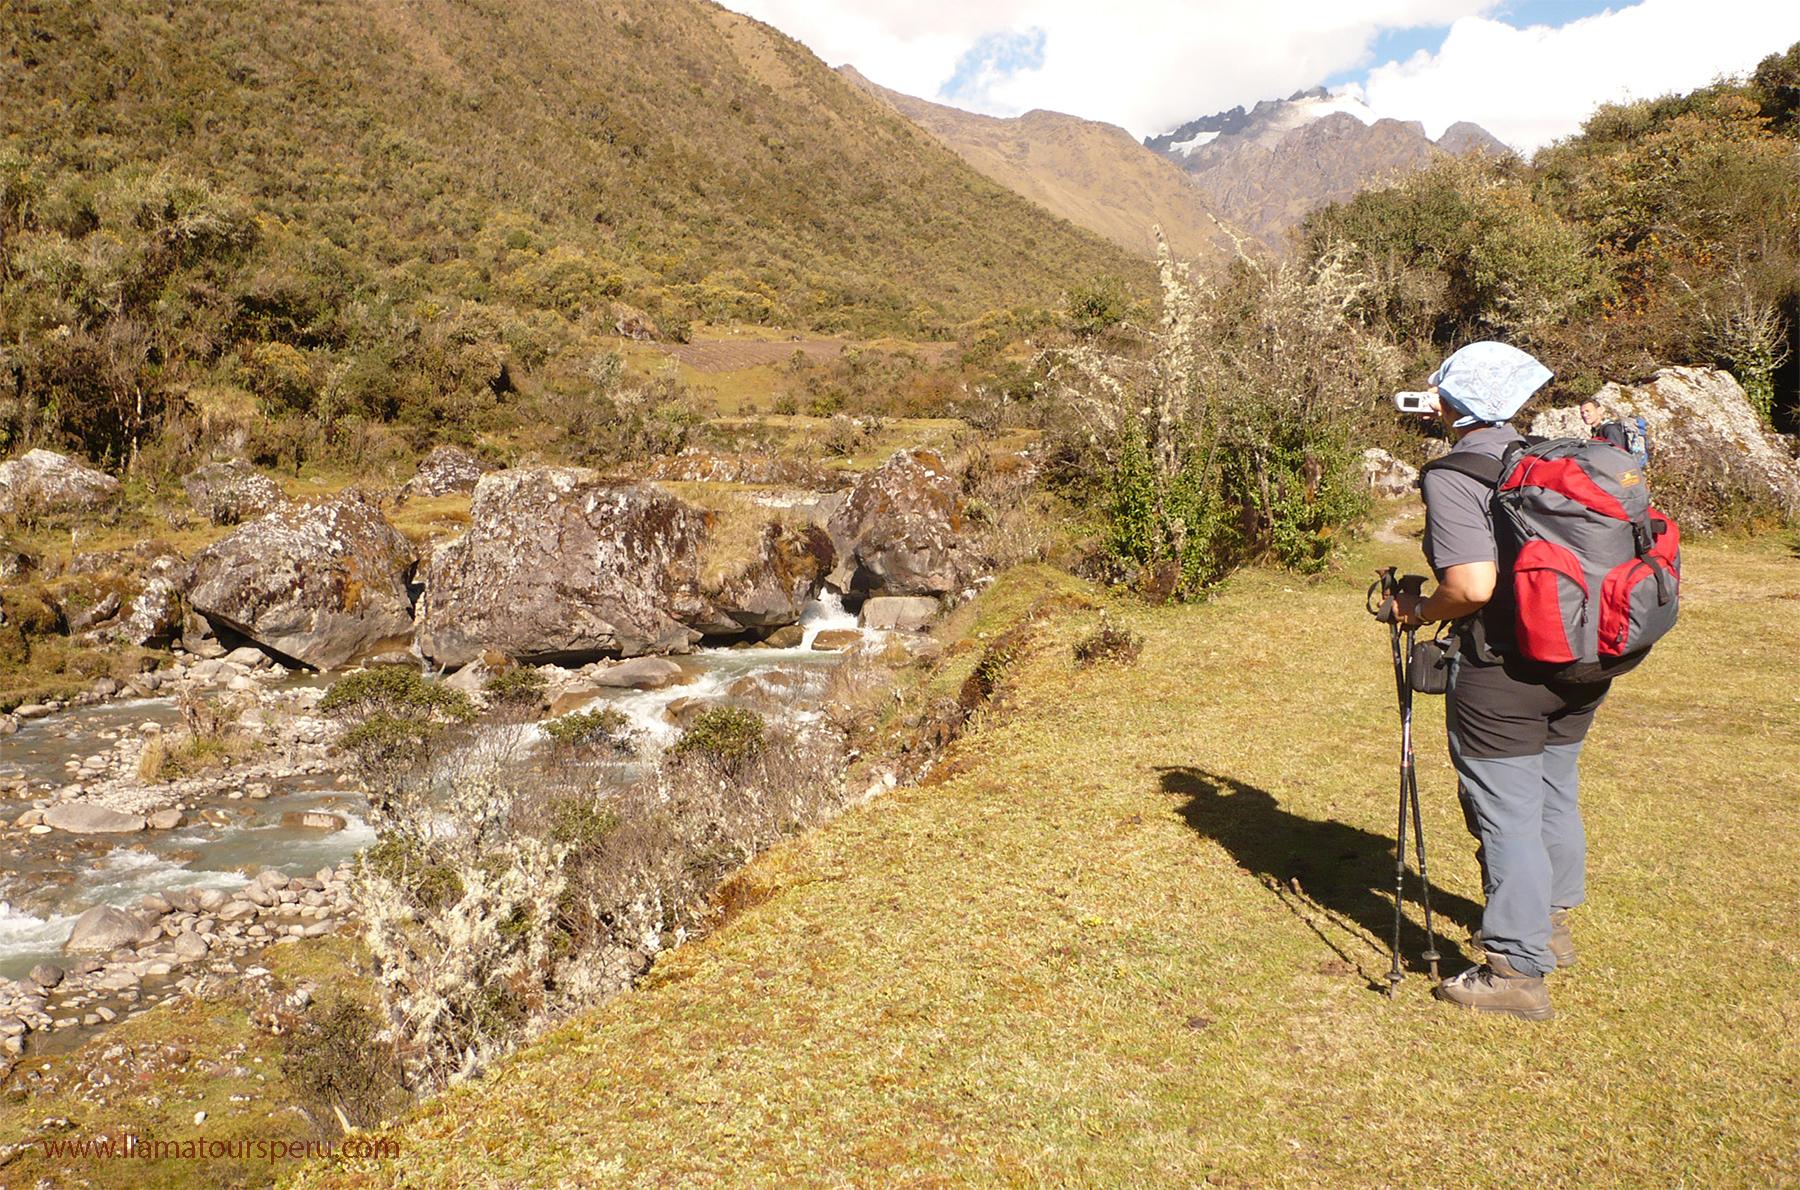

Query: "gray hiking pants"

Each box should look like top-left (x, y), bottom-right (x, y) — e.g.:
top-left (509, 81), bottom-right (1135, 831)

top-left (1447, 655), bottom-right (1609, 978)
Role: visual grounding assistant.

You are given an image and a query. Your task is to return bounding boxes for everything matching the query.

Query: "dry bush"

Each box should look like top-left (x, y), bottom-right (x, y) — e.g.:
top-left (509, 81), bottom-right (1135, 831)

top-left (348, 708), bottom-right (848, 1093)
top-left (1073, 617), bottom-right (1143, 667)
top-left (1041, 236), bottom-right (1394, 595)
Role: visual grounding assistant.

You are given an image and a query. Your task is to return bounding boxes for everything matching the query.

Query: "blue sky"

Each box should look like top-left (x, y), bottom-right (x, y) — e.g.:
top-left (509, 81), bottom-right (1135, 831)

top-left (1323, 2), bottom-right (1622, 90)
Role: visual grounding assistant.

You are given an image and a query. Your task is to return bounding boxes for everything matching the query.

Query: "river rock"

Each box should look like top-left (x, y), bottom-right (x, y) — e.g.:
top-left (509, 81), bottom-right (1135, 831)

top-left (403, 445), bottom-right (492, 499)
top-left (28, 964), bottom-right (63, 989)
top-left (416, 468), bottom-right (707, 666)
top-left (147, 809), bottom-right (186, 831)
top-left (763, 624), bottom-right (805, 648)
top-left (590, 656), bottom-right (685, 690)
top-left (0, 449), bottom-right (120, 517)
top-left (182, 460), bottom-right (286, 526)
top-left (826, 449), bottom-right (973, 597)
top-left (63, 906), bottom-right (146, 954)
top-left (172, 932), bottom-right (211, 962)
top-left (811, 629), bottom-right (862, 652)
top-left (859, 595), bottom-right (938, 632)
top-left (279, 811), bottom-right (345, 832)
top-left (42, 804), bottom-right (146, 834)
top-left (188, 494), bottom-right (418, 670)
top-left (1529, 367), bottom-right (1800, 530)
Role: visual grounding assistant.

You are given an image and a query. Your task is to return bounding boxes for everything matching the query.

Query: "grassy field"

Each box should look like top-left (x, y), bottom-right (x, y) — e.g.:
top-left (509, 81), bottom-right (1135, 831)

top-left (284, 511), bottom-right (1798, 1186)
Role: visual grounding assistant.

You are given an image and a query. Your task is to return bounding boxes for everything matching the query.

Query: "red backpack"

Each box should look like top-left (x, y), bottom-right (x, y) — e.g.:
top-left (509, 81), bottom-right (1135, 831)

top-left (1422, 436), bottom-right (1681, 682)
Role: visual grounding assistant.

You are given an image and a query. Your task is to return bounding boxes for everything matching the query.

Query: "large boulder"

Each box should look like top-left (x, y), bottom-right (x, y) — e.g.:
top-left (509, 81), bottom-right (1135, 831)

top-left (826, 449), bottom-right (973, 597)
top-left (402, 445), bottom-right (492, 500)
top-left (416, 468), bottom-right (709, 666)
top-left (188, 495), bottom-right (418, 669)
top-left (0, 449), bottom-right (119, 517)
top-left (1530, 367), bottom-right (1800, 529)
top-left (181, 460), bottom-right (286, 526)
top-left (63, 905), bottom-right (146, 955)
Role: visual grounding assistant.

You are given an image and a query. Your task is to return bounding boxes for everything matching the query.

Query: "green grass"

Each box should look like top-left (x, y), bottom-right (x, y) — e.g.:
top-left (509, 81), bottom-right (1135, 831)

top-left (284, 517), bottom-right (1799, 1186)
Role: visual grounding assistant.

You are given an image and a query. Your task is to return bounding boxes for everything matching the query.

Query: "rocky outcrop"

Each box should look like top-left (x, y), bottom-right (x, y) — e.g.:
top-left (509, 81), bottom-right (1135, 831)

top-left (109, 555), bottom-right (189, 648)
top-left (402, 445), bottom-right (492, 500)
top-left (417, 468), bottom-right (710, 666)
top-left (188, 495), bottom-right (418, 669)
top-left (826, 450), bottom-right (972, 597)
top-left (1361, 448), bottom-right (1419, 499)
top-left (1529, 367), bottom-right (1800, 529)
top-left (182, 460), bottom-right (286, 525)
top-left (0, 450), bottom-right (119, 517)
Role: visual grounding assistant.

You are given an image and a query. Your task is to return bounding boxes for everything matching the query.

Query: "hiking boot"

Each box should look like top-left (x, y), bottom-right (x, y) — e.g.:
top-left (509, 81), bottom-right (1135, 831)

top-left (1471, 910), bottom-right (1577, 969)
top-left (1433, 953), bottom-right (1553, 1021)
top-left (1548, 908), bottom-right (1576, 968)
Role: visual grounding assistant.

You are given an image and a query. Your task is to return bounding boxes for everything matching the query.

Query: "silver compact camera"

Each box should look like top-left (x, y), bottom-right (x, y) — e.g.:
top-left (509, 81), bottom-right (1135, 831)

top-left (1392, 390), bottom-right (1435, 415)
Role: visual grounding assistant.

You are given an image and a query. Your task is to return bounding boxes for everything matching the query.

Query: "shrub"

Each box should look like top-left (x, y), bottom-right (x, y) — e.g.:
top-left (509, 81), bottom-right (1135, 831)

top-left (483, 666), bottom-right (547, 710)
top-left (1043, 237), bottom-right (1390, 597)
top-left (671, 706), bottom-right (765, 771)
top-left (1073, 617), bottom-right (1143, 667)
top-left (323, 667), bottom-right (476, 807)
top-left (320, 665), bottom-right (475, 721)
top-left (280, 996), bottom-right (408, 1136)
top-left (542, 705), bottom-right (636, 755)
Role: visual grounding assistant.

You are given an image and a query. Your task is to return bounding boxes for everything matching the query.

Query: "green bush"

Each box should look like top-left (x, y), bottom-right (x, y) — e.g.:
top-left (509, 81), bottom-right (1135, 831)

top-left (672, 706), bottom-right (765, 770)
top-left (484, 666), bottom-right (547, 708)
top-left (320, 666), bottom-right (475, 721)
top-left (542, 705), bottom-right (635, 753)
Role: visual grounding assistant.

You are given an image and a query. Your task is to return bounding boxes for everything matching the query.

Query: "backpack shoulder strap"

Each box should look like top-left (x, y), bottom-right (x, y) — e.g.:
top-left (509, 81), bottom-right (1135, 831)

top-left (1418, 452), bottom-right (1504, 489)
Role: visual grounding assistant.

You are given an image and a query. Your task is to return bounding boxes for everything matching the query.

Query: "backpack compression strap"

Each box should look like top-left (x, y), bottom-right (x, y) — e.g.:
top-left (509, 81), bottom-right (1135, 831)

top-left (1417, 452), bottom-right (1504, 489)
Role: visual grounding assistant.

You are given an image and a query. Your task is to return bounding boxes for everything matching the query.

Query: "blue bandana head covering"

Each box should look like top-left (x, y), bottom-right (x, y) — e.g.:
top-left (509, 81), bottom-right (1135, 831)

top-left (1429, 341), bottom-right (1553, 428)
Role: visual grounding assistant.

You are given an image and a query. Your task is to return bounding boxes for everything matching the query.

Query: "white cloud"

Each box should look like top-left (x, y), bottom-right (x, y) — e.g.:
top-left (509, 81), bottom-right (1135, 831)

top-left (720, 0), bottom-right (1494, 138)
top-left (1353, 0), bottom-right (1800, 151)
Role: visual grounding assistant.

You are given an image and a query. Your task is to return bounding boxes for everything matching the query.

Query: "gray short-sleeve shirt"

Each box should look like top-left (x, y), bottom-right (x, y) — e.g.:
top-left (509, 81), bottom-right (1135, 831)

top-left (1421, 425), bottom-right (1524, 579)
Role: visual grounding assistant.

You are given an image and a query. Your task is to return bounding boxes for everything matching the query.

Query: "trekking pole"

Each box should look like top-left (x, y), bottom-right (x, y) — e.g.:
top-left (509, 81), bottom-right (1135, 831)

top-left (1404, 640), bottom-right (1447, 986)
top-left (1367, 569), bottom-right (1442, 994)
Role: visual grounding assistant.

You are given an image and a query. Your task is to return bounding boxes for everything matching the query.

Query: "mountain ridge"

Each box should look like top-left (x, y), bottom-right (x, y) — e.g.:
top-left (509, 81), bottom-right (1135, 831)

top-left (839, 66), bottom-right (1235, 264)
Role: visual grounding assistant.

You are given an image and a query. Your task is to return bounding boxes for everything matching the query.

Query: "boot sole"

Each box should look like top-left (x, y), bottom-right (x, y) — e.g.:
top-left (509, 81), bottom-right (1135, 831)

top-left (1432, 986), bottom-right (1555, 1021)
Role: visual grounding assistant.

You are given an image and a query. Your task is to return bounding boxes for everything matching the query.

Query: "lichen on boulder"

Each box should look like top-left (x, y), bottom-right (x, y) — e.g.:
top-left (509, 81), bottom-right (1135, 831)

top-left (416, 468), bottom-right (711, 666)
top-left (188, 494), bottom-right (418, 669)
top-left (0, 449), bottom-right (120, 518)
top-left (826, 449), bottom-right (974, 597)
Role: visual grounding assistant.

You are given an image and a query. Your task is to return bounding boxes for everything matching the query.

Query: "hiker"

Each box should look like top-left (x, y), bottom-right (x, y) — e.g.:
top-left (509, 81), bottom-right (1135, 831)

top-left (1581, 399), bottom-right (1651, 469)
top-left (1393, 341), bottom-right (1609, 1021)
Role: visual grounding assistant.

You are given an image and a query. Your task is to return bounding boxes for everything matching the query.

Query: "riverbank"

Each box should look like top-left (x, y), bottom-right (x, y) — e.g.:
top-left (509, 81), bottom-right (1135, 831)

top-left (289, 520), bottom-right (1799, 1186)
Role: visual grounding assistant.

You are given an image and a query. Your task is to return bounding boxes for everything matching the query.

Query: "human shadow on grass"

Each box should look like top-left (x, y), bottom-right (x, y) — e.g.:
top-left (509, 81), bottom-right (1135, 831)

top-left (1159, 766), bottom-right (1483, 992)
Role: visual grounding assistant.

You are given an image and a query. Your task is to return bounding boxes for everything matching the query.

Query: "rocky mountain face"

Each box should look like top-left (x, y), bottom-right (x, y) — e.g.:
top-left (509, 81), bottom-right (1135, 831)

top-left (839, 67), bottom-right (1235, 264)
top-left (1146, 87), bottom-right (1510, 249)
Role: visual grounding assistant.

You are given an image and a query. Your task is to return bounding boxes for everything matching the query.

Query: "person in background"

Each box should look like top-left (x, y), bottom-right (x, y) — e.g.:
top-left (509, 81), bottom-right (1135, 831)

top-left (1581, 400), bottom-right (1651, 469)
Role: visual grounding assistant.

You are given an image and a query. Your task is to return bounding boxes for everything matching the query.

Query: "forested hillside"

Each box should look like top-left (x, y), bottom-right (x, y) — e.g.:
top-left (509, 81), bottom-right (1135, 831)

top-left (0, 0), bottom-right (1141, 469)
